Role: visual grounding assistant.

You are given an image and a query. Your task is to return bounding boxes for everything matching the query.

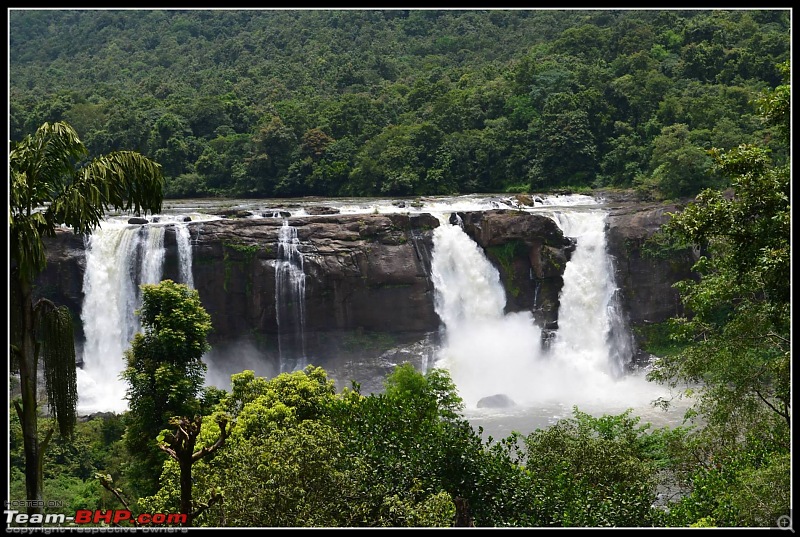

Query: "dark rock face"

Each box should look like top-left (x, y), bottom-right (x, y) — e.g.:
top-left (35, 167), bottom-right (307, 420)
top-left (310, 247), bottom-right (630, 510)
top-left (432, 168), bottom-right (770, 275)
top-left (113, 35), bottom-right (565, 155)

top-left (604, 200), bottom-right (699, 327)
top-left (35, 230), bottom-right (87, 338)
top-left (33, 214), bottom-right (446, 383)
top-left (31, 202), bottom-right (698, 380)
top-left (457, 210), bottom-right (575, 328)
top-left (190, 213), bottom-right (442, 342)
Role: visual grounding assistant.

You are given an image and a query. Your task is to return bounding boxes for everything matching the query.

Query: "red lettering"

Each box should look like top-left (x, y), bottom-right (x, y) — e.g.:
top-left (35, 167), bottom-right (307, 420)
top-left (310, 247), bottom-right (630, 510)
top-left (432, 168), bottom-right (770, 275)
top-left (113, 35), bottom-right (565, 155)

top-left (151, 513), bottom-right (166, 524)
top-left (94, 510), bottom-right (114, 523)
top-left (168, 513), bottom-right (188, 525)
top-left (113, 510), bottom-right (131, 524)
top-left (74, 510), bottom-right (92, 524)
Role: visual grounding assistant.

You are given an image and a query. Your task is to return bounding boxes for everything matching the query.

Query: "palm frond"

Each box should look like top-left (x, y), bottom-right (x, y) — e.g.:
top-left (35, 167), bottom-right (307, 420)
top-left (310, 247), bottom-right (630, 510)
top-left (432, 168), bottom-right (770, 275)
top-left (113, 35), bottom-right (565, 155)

top-left (38, 304), bottom-right (78, 437)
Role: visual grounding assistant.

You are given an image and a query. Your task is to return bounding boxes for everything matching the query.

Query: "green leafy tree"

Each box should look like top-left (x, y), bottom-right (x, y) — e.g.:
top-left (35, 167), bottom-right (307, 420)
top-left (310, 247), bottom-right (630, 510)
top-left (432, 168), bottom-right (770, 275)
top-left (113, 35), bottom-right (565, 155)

top-left (756, 60), bottom-right (790, 144)
top-left (523, 408), bottom-right (667, 527)
top-left (9, 412), bottom-right (131, 518)
top-left (349, 123), bottom-right (444, 196)
top-left (141, 367), bottom-right (358, 527)
top-left (528, 92), bottom-right (597, 189)
top-left (10, 121), bottom-right (163, 520)
top-left (155, 414), bottom-right (231, 526)
top-left (143, 365), bottom-right (505, 527)
top-left (637, 123), bottom-right (716, 199)
top-left (244, 115), bottom-right (298, 196)
top-left (121, 279), bottom-right (212, 500)
top-left (647, 62), bottom-right (790, 526)
top-left (333, 364), bottom-right (535, 527)
top-left (597, 123), bottom-right (649, 187)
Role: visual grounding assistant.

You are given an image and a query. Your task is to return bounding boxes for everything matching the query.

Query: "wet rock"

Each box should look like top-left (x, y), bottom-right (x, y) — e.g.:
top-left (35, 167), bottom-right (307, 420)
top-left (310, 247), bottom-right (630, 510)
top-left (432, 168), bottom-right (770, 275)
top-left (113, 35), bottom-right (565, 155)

top-left (477, 394), bottom-right (516, 408)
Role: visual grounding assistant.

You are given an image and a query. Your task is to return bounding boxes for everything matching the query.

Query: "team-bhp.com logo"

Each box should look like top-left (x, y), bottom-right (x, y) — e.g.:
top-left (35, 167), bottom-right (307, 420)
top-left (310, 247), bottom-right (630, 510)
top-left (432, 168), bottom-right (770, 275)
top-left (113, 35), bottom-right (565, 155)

top-left (5, 509), bottom-right (187, 527)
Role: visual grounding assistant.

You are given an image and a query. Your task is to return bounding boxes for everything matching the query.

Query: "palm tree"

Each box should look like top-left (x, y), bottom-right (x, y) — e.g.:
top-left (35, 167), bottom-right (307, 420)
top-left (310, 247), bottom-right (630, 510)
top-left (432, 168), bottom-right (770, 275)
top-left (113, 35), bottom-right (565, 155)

top-left (9, 121), bottom-right (164, 521)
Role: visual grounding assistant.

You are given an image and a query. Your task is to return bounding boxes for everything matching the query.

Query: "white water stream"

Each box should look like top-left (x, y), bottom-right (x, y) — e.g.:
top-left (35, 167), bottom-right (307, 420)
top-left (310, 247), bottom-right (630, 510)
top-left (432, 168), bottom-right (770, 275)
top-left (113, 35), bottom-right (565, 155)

top-left (275, 220), bottom-right (308, 374)
top-left (428, 198), bottom-right (687, 437)
top-left (76, 216), bottom-right (200, 414)
top-left (75, 195), bottom-right (689, 434)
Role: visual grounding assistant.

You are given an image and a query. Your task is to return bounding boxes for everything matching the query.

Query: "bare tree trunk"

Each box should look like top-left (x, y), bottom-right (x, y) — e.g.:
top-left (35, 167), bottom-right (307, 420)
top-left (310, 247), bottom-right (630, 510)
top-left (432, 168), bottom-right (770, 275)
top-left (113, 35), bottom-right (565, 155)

top-left (179, 455), bottom-right (195, 526)
top-left (454, 496), bottom-right (474, 527)
top-left (16, 279), bottom-right (43, 524)
top-left (159, 416), bottom-right (230, 527)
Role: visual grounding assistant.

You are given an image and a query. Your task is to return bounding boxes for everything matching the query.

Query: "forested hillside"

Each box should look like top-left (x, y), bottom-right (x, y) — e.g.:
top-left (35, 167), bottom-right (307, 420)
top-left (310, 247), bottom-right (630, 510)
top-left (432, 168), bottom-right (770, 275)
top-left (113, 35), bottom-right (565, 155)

top-left (9, 8), bottom-right (790, 199)
top-left (8, 8), bottom-right (791, 529)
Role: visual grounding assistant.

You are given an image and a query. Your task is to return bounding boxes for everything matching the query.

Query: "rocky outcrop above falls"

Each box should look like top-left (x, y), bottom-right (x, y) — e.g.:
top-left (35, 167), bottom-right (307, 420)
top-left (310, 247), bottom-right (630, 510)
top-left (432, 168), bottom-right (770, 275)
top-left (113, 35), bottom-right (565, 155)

top-left (604, 200), bottom-right (699, 327)
top-left (31, 200), bottom-right (699, 376)
top-left (189, 213), bottom-right (443, 342)
top-left (36, 230), bottom-right (87, 338)
top-left (457, 210), bottom-right (576, 328)
top-left (32, 211), bottom-right (575, 370)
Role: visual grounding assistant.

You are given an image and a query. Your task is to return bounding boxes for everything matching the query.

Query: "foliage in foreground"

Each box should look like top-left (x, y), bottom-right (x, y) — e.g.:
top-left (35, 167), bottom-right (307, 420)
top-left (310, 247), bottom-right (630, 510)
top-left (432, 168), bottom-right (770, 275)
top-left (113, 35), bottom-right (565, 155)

top-left (643, 60), bottom-right (790, 528)
top-left (9, 119), bottom-right (163, 518)
top-left (10, 359), bottom-right (787, 527)
top-left (135, 364), bottom-right (697, 528)
top-left (121, 280), bottom-right (213, 500)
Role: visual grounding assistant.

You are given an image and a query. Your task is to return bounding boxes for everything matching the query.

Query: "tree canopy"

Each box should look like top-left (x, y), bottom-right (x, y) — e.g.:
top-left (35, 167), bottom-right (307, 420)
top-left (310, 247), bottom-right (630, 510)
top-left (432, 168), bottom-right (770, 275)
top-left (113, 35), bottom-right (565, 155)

top-left (644, 59), bottom-right (790, 527)
top-left (9, 9), bottom-right (790, 200)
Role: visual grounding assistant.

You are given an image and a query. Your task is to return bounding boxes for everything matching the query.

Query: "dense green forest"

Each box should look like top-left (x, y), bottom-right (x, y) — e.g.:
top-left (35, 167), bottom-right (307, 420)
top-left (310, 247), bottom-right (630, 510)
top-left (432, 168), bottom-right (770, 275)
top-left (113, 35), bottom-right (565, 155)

top-left (8, 8), bottom-right (791, 529)
top-left (9, 8), bottom-right (790, 200)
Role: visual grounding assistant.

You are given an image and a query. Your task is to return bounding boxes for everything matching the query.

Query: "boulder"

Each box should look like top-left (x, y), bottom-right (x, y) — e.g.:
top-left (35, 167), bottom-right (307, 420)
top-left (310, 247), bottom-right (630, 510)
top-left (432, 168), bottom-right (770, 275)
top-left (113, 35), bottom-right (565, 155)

top-left (457, 210), bottom-right (575, 328)
top-left (477, 394), bottom-right (516, 408)
top-left (305, 206), bottom-right (340, 215)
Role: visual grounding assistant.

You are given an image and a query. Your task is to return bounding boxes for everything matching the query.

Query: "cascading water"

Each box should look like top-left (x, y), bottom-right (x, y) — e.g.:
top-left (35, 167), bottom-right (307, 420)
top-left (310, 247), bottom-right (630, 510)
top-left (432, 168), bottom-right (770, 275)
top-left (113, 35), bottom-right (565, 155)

top-left (275, 220), bottom-right (307, 373)
top-left (175, 222), bottom-right (195, 289)
top-left (140, 225), bottom-right (165, 286)
top-left (78, 223), bottom-right (165, 414)
top-left (77, 218), bottom-right (195, 414)
top-left (430, 215), bottom-right (546, 407)
top-left (547, 209), bottom-right (627, 379)
top-left (70, 196), bottom-right (681, 429)
top-left (430, 200), bottom-right (664, 416)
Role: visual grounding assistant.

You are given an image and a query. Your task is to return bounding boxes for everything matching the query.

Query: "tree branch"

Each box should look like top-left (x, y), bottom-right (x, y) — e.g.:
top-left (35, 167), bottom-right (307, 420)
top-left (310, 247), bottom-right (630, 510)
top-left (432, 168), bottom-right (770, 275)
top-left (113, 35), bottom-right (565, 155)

top-left (97, 474), bottom-right (140, 527)
top-left (189, 490), bottom-right (223, 523)
top-left (158, 444), bottom-right (179, 461)
top-left (765, 331), bottom-right (790, 347)
top-left (191, 419), bottom-right (230, 463)
top-left (39, 428), bottom-right (55, 459)
top-left (755, 389), bottom-right (790, 427)
top-left (13, 399), bottom-right (24, 422)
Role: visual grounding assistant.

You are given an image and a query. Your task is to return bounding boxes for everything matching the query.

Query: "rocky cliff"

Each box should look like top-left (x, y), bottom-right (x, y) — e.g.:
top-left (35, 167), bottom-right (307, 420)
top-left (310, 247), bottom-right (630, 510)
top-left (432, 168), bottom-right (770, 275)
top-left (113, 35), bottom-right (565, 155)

top-left (456, 210), bottom-right (575, 329)
top-left (33, 201), bottom-right (696, 384)
top-left (603, 200), bottom-right (698, 328)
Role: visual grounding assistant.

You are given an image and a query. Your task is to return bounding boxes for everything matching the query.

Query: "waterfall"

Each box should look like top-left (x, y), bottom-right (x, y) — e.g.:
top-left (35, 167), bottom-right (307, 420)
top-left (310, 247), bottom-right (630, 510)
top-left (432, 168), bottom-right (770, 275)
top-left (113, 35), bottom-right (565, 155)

top-left (547, 209), bottom-right (629, 378)
top-left (77, 216), bottom-right (197, 413)
top-left (140, 225), bottom-right (165, 285)
top-left (431, 205), bottom-right (651, 410)
top-left (275, 220), bottom-right (307, 373)
top-left (70, 197), bottom-right (657, 416)
top-left (431, 216), bottom-right (545, 407)
top-left (77, 222), bottom-right (167, 414)
top-left (175, 222), bottom-right (194, 288)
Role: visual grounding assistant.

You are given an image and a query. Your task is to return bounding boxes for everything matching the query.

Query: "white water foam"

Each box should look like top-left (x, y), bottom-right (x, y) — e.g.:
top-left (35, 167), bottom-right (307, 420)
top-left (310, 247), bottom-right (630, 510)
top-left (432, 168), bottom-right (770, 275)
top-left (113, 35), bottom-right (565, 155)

top-left (430, 202), bottom-right (675, 417)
